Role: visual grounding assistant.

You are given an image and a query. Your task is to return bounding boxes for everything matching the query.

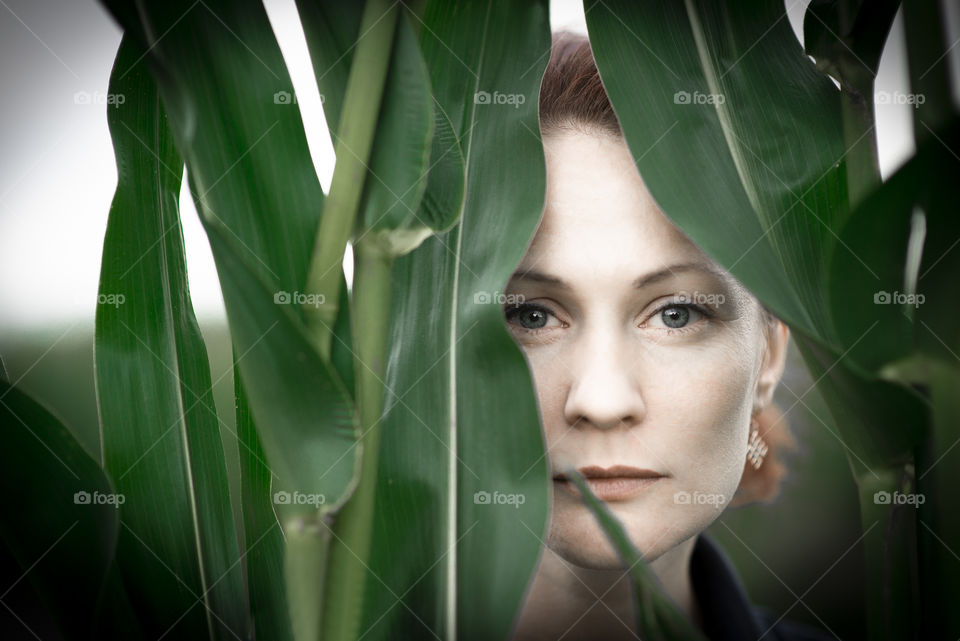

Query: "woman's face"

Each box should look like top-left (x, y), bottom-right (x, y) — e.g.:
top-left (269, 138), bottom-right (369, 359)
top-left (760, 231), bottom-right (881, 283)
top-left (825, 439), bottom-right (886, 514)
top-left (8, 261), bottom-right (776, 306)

top-left (503, 129), bottom-right (781, 569)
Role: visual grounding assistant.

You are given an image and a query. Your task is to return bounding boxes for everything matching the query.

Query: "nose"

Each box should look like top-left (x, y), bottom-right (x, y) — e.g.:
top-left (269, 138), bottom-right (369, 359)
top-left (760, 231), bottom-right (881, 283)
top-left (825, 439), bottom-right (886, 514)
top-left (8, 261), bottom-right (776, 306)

top-left (562, 328), bottom-right (647, 430)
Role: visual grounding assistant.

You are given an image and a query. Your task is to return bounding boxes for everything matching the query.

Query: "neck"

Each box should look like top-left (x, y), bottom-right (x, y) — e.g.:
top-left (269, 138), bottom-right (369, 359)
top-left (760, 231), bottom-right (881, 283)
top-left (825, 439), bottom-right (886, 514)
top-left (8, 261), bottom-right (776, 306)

top-left (512, 535), bottom-right (702, 641)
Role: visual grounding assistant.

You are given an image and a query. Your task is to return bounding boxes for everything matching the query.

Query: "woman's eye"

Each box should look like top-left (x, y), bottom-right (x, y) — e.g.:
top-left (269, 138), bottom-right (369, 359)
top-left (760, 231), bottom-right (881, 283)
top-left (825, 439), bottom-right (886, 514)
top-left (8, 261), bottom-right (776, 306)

top-left (504, 303), bottom-right (558, 332)
top-left (648, 304), bottom-right (705, 330)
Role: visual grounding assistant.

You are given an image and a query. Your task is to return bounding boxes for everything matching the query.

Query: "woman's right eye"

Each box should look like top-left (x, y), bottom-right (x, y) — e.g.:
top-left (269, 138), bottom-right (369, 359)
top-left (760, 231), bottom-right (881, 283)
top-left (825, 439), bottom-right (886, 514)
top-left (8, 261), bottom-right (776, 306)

top-left (503, 303), bottom-right (559, 333)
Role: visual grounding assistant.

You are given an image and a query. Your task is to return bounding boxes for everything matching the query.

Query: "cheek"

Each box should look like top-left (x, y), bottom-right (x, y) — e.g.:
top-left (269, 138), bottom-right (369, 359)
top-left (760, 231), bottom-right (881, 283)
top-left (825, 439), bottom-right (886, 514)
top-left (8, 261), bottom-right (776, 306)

top-left (636, 338), bottom-right (756, 492)
top-left (518, 347), bottom-right (568, 434)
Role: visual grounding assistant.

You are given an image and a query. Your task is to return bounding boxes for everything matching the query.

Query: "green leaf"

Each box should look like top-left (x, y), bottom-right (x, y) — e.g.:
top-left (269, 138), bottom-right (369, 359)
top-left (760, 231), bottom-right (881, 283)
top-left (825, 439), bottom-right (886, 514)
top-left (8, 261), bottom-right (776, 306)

top-left (298, 2), bottom-right (465, 264)
top-left (357, 11), bottom-right (434, 237)
top-left (233, 368), bottom-right (292, 641)
top-left (0, 380), bottom-right (141, 640)
top-left (352, 9), bottom-right (465, 256)
top-left (586, 0), bottom-right (850, 346)
top-left (356, 3), bottom-right (552, 640)
top-left (94, 34), bottom-right (248, 640)
top-left (205, 223), bottom-right (359, 514)
top-left (826, 118), bottom-right (960, 373)
top-left (100, 0), bottom-right (325, 305)
top-left (564, 469), bottom-right (708, 641)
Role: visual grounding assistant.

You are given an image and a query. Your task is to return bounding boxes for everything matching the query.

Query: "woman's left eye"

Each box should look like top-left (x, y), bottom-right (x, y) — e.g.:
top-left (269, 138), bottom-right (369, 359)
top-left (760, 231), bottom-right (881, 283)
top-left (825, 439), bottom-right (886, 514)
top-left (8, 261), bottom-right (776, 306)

top-left (646, 304), bottom-right (707, 331)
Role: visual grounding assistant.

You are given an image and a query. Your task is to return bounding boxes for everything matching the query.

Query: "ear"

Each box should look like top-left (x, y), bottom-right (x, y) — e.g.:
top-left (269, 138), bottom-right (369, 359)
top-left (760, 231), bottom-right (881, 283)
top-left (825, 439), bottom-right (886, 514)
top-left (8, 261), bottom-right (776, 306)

top-left (754, 319), bottom-right (790, 411)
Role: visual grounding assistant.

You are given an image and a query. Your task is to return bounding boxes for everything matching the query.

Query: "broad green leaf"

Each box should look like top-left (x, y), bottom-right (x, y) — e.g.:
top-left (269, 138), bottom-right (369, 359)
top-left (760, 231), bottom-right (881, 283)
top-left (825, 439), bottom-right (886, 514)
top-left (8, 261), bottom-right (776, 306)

top-left (355, 3), bottom-right (552, 640)
top-left (99, 0), bottom-right (334, 321)
top-left (95, 35), bottom-right (247, 640)
top-left (100, 0), bottom-right (360, 481)
top-left (826, 119), bottom-right (960, 373)
top-left (564, 469), bottom-right (708, 641)
top-left (205, 223), bottom-right (358, 513)
top-left (0, 380), bottom-right (141, 640)
top-left (586, 0), bottom-right (850, 346)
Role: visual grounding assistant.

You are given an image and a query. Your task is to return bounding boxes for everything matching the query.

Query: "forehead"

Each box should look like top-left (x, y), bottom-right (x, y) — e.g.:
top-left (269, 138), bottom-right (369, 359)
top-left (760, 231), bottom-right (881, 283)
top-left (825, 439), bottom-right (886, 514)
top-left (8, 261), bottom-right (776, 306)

top-left (527, 131), bottom-right (706, 275)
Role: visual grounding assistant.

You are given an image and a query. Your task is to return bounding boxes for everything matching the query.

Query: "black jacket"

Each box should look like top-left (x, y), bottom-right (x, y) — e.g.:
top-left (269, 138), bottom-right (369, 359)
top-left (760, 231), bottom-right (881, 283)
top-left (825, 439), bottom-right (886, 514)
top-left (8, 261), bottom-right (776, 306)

top-left (691, 533), bottom-right (838, 641)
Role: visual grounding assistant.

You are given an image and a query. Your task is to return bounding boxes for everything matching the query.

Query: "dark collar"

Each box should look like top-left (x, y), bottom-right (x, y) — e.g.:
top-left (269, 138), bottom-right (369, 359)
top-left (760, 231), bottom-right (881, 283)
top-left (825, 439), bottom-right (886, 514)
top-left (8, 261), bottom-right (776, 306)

top-left (689, 532), bottom-right (768, 641)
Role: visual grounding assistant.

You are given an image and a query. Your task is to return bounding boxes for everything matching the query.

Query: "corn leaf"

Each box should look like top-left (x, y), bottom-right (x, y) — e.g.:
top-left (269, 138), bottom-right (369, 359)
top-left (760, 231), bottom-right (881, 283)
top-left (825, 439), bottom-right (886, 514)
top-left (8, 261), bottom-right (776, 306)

top-left (0, 379), bottom-right (141, 640)
top-left (95, 34), bottom-right (248, 640)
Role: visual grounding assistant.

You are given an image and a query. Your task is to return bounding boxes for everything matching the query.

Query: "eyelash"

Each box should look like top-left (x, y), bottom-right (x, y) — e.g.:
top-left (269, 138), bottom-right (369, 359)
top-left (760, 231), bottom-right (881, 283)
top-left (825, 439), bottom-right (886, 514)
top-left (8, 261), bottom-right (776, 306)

top-left (503, 301), bottom-right (714, 337)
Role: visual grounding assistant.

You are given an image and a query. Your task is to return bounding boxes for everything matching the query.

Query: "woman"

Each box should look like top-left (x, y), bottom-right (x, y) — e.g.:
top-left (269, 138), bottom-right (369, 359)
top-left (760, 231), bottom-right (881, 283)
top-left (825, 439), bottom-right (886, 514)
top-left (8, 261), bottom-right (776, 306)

top-left (506, 32), bottom-right (833, 641)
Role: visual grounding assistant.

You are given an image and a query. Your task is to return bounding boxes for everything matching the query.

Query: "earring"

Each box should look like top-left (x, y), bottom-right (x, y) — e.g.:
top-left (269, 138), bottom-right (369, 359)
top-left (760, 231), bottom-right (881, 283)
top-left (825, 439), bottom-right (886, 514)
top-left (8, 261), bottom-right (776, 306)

top-left (746, 417), bottom-right (768, 470)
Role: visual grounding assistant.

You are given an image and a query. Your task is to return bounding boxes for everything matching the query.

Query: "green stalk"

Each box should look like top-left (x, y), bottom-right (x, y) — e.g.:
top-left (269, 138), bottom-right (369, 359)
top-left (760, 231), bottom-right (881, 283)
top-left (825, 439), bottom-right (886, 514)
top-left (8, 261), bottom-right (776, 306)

top-left (839, 78), bottom-right (880, 208)
top-left (900, 3), bottom-right (954, 638)
top-left (856, 466), bottom-right (921, 641)
top-left (901, 0), bottom-right (953, 147)
top-left (322, 240), bottom-right (394, 641)
top-left (285, 513), bottom-right (334, 641)
top-left (925, 365), bottom-right (960, 639)
top-left (304, 0), bottom-right (398, 360)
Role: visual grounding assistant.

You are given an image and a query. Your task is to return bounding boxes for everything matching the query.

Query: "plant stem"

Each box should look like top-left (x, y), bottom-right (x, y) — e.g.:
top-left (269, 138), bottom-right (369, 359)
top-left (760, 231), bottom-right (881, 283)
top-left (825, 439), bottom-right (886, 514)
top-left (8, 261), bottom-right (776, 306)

top-left (900, 3), bottom-right (956, 638)
top-left (303, 0), bottom-right (398, 360)
top-left (839, 78), bottom-right (880, 209)
top-left (322, 240), bottom-right (393, 641)
top-left (285, 514), bottom-right (333, 641)
top-left (901, 0), bottom-right (953, 147)
top-left (857, 466), bottom-right (921, 641)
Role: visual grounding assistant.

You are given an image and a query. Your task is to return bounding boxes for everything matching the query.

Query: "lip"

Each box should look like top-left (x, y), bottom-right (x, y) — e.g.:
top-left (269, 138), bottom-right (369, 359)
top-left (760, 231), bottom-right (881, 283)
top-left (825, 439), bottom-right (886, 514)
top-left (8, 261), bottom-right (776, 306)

top-left (553, 465), bottom-right (666, 501)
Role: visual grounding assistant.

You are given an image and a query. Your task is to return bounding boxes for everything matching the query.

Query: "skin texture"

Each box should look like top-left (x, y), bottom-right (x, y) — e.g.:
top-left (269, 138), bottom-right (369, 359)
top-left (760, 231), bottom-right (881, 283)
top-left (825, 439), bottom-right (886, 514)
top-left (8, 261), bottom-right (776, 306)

top-left (508, 129), bottom-right (790, 640)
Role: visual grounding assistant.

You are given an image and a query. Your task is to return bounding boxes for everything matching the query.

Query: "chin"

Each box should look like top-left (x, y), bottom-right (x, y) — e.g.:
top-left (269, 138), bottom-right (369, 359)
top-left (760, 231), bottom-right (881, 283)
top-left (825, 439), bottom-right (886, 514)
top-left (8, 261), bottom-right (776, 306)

top-left (547, 500), bottom-right (686, 570)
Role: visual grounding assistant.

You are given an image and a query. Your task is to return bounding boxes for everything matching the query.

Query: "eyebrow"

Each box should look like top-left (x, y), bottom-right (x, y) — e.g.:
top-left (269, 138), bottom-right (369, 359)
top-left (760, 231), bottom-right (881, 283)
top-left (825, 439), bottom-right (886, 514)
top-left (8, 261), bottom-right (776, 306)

top-left (508, 262), bottom-right (730, 290)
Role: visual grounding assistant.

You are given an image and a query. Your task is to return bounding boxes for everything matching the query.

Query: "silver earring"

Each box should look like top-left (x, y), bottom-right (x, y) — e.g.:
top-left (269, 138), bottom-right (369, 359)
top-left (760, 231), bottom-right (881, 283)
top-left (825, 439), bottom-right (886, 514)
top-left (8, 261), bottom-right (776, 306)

top-left (746, 417), bottom-right (768, 470)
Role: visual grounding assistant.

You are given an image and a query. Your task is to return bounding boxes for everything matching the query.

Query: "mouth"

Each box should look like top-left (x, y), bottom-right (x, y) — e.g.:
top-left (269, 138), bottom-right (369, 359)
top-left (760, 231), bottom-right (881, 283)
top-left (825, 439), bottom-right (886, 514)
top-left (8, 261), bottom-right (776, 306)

top-left (552, 465), bottom-right (666, 501)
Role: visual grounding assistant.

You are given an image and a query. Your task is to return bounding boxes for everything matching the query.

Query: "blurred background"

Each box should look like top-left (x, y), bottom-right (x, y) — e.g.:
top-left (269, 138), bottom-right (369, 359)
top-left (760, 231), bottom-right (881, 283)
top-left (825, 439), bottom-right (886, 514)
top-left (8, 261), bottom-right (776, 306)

top-left (2, 1), bottom-right (953, 639)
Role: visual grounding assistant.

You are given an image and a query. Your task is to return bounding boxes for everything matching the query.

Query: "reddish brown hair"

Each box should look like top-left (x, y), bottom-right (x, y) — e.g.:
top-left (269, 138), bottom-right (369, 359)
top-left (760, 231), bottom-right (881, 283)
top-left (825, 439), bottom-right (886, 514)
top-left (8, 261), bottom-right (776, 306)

top-left (538, 30), bottom-right (796, 506)
top-left (538, 31), bottom-right (621, 137)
